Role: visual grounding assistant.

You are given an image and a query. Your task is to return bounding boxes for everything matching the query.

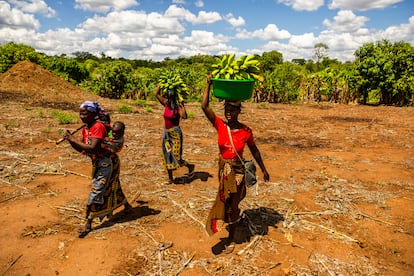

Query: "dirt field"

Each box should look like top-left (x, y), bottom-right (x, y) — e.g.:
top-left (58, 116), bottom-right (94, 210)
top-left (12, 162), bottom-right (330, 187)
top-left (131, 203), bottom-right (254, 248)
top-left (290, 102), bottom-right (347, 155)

top-left (0, 61), bottom-right (413, 275)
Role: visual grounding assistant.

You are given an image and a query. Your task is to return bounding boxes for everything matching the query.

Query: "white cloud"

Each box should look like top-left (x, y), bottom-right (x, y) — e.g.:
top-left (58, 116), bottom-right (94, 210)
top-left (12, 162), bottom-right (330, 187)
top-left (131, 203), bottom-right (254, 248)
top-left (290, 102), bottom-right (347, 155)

top-left (289, 33), bottom-right (317, 48)
top-left (195, 0), bottom-right (204, 8)
top-left (329, 0), bottom-right (404, 11)
top-left (259, 40), bottom-right (304, 61)
top-left (191, 10), bottom-right (222, 24)
top-left (323, 10), bottom-right (369, 33)
top-left (80, 10), bottom-right (184, 35)
top-left (165, 5), bottom-right (221, 24)
top-left (379, 15), bottom-right (414, 44)
top-left (224, 13), bottom-right (245, 27)
top-left (106, 32), bottom-right (151, 50)
top-left (277, 0), bottom-right (324, 11)
top-left (8, 0), bottom-right (56, 18)
top-left (74, 0), bottom-right (138, 13)
top-left (247, 24), bottom-right (291, 40)
top-left (0, 1), bottom-right (40, 30)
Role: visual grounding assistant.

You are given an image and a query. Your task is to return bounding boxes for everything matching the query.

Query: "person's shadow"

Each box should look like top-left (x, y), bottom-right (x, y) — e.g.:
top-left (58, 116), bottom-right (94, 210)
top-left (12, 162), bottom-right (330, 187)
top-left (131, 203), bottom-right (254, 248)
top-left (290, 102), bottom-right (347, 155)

top-left (173, 171), bottom-right (213, 184)
top-left (212, 207), bottom-right (284, 255)
top-left (95, 200), bottom-right (161, 230)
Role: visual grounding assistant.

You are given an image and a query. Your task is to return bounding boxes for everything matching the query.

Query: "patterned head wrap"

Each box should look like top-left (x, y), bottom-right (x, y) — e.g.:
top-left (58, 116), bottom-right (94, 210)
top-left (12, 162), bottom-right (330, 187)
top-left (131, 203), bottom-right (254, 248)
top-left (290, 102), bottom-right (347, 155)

top-left (80, 101), bottom-right (108, 122)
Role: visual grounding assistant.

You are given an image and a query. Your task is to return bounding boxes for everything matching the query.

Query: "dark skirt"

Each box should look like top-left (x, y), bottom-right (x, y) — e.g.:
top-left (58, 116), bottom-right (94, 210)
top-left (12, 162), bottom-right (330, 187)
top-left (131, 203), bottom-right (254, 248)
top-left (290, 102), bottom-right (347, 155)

top-left (88, 154), bottom-right (128, 219)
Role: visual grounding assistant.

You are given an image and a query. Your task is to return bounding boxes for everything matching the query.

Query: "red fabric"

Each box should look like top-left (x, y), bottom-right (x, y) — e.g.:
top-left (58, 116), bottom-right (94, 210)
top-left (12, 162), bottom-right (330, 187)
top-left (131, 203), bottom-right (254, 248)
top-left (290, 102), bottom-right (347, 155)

top-left (163, 104), bottom-right (180, 129)
top-left (82, 121), bottom-right (107, 144)
top-left (211, 219), bottom-right (218, 234)
top-left (214, 116), bottom-right (255, 159)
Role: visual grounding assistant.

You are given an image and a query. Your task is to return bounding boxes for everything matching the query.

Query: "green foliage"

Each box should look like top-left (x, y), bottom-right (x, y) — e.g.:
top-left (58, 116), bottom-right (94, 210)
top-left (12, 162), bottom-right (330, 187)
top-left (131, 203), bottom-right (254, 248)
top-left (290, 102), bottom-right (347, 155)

top-left (41, 55), bottom-right (89, 84)
top-left (133, 99), bottom-right (148, 106)
top-left (37, 109), bottom-right (45, 118)
top-left (260, 51), bottom-right (283, 71)
top-left (87, 60), bottom-right (136, 99)
top-left (259, 62), bottom-right (302, 103)
top-left (1, 41), bottom-right (413, 106)
top-left (51, 110), bottom-right (78, 124)
top-left (354, 39), bottom-right (414, 105)
top-left (117, 105), bottom-right (133, 113)
top-left (2, 120), bottom-right (18, 130)
top-left (186, 111), bottom-right (195, 118)
top-left (0, 42), bottom-right (44, 73)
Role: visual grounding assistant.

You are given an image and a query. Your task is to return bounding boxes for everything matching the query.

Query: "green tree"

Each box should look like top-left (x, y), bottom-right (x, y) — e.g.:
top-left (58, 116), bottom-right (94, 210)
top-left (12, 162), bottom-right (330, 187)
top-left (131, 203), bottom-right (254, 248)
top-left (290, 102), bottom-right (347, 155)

top-left (88, 61), bottom-right (134, 99)
top-left (42, 55), bottom-right (89, 84)
top-left (258, 62), bottom-right (301, 103)
top-left (354, 39), bottom-right (414, 105)
top-left (260, 51), bottom-right (283, 71)
top-left (0, 42), bottom-right (44, 73)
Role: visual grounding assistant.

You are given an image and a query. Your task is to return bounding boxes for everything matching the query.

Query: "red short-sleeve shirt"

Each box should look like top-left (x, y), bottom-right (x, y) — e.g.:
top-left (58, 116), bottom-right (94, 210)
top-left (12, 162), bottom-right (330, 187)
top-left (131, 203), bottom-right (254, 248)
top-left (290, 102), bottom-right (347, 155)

top-left (214, 116), bottom-right (255, 159)
top-left (82, 121), bottom-right (107, 145)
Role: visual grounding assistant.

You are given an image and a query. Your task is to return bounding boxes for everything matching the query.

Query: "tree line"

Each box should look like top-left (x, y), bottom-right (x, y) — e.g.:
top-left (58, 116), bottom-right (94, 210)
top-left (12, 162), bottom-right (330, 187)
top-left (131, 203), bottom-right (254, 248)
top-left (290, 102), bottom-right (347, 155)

top-left (0, 40), bottom-right (413, 106)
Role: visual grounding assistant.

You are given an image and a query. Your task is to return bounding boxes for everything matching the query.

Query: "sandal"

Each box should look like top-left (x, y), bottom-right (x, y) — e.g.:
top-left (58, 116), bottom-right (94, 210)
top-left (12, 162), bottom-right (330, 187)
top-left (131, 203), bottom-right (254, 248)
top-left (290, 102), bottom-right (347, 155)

top-left (222, 242), bottom-right (235, 254)
top-left (187, 164), bottom-right (195, 178)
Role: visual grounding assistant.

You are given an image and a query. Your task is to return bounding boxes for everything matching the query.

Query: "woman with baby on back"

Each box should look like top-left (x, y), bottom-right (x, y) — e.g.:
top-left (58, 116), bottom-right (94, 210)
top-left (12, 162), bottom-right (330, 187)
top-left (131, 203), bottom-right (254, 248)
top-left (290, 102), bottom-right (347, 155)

top-left (63, 101), bottom-right (131, 237)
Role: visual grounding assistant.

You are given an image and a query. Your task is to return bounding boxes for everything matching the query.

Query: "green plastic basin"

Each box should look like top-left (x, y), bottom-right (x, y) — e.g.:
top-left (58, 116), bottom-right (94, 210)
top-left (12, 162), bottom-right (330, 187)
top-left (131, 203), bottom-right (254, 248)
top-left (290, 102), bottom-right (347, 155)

top-left (211, 78), bottom-right (255, 100)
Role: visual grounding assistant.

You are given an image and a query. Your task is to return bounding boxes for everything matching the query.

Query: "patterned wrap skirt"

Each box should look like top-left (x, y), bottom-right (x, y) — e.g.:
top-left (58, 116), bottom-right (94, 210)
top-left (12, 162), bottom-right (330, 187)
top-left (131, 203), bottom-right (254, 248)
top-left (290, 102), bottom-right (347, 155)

top-left (88, 154), bottom-right (128, 219)
top-left (161, 126), bottom-right (186, 170)
top-left (205, 155), bottom-right (246, 236)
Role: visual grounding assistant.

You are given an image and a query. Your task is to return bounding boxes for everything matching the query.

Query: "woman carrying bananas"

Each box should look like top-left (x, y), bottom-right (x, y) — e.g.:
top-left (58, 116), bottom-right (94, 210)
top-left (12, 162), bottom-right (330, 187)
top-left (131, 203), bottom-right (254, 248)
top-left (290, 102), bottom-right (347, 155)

top-left (202, 76), bottom-right (270, 254)
top-left (155, 85), bottom-right (195, 184)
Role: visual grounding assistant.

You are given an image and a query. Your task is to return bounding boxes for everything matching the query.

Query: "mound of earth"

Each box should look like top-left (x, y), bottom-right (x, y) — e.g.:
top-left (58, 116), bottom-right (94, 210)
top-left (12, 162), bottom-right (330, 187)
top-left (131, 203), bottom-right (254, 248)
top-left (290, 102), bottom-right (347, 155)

top-left (0, 61), bottom-right (106, 110)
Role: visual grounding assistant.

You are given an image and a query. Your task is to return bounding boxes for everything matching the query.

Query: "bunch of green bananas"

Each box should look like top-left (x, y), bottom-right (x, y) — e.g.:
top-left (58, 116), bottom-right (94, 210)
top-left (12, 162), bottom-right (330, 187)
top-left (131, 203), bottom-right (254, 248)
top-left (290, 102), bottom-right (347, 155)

top-left (211, 54), bottom-right (264, 82)
top-left (158, 71), bottom-right (189, 102)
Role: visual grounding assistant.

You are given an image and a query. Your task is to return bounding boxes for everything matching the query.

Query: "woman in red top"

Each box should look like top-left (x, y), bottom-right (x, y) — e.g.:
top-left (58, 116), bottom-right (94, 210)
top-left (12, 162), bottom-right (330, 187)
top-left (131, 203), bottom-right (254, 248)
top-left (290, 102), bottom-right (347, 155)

top-left (63, 101), bottom-right (131, 237)
top-left (202, 76), bottom-right (270, 252)
top-left (155, 85), bottom-right (195, 184)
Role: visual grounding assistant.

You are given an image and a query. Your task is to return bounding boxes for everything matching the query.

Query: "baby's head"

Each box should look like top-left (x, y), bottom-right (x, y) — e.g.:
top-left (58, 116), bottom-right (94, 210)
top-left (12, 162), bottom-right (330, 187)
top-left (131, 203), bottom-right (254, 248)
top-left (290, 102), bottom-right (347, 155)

top-left (112, 121), bottom-right (125, 139)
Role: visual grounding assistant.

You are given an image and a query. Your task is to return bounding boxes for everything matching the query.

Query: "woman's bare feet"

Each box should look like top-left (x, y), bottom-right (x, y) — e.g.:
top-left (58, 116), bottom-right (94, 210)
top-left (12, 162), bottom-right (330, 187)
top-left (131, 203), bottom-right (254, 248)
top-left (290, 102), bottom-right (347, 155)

top-left (78, 222), bottom-right (92, 238)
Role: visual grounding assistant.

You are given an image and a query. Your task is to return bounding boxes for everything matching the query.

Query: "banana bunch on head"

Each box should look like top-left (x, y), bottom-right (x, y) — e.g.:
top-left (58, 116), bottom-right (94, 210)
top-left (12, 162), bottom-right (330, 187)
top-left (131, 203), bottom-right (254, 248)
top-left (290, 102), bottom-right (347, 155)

top-left (158, 71), bottom-right (189, 102)
top-left (211, 54), bottom-right (264, 82)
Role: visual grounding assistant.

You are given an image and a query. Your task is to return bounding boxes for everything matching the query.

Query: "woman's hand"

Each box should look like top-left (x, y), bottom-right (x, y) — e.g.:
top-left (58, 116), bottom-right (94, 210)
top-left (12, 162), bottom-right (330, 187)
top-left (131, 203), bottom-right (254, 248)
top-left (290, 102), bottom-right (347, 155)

top-left (63, 130), bottom-right (73, 142)
top-left (207, 74), bottom-right (212, 85)
top-left (202, 74), bottom-right (216, 124)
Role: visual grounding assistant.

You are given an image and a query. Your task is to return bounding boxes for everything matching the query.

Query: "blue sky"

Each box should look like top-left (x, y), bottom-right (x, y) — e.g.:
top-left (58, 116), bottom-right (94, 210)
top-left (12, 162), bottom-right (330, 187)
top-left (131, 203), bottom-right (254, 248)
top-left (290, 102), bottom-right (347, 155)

top-left (1, 0), bottom-right (413, 62)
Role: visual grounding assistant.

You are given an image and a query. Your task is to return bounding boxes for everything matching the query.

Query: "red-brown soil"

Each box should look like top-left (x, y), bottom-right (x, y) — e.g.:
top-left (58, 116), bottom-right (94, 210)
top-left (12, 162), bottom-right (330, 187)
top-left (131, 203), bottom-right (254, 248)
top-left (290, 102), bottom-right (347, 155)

top-left (0, 61), bottom-right (413, 275)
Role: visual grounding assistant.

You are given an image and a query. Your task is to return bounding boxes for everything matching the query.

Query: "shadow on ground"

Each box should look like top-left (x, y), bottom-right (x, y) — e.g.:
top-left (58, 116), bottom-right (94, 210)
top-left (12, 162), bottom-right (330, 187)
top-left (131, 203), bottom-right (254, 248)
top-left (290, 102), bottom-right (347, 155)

top-left (212, 207), bottom-right (284, 255)
top-left (96, 201), bottom-right (161, 230)
top-left (173, 171), bottom-right (213, 184)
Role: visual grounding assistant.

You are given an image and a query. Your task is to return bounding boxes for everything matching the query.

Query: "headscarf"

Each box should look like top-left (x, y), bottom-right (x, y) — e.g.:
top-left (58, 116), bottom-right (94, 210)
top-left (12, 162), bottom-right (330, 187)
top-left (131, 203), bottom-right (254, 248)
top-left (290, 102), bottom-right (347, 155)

top-left (80, 101), bottom-right (108, 122)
